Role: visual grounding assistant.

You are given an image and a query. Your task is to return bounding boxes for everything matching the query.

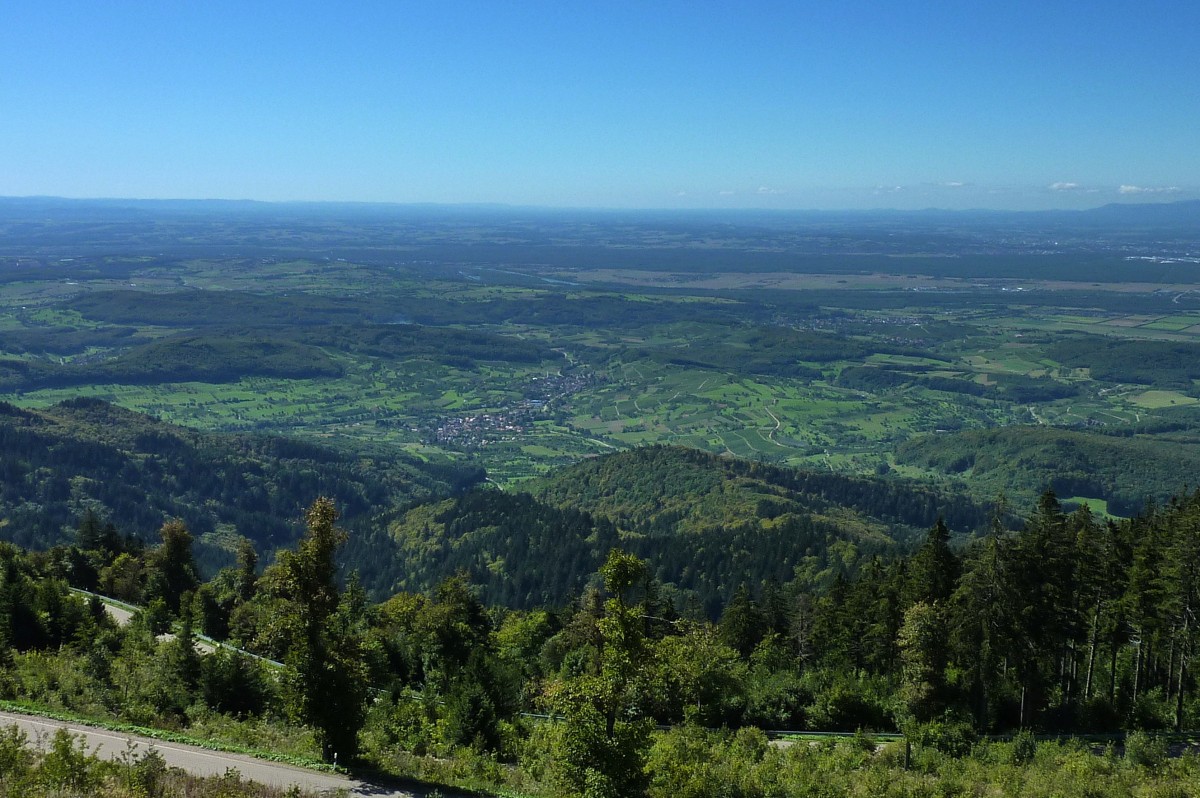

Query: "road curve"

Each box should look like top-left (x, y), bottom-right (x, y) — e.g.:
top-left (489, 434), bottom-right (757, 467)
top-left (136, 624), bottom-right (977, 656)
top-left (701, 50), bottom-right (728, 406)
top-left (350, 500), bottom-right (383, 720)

top-left (0, 710), bottom-right (436, 797)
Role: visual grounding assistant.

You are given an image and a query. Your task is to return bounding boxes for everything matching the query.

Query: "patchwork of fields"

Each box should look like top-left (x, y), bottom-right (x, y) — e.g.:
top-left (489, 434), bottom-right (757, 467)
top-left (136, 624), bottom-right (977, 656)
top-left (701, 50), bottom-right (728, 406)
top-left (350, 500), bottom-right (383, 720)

top-left (3, 209), bottom-right (1200, 513)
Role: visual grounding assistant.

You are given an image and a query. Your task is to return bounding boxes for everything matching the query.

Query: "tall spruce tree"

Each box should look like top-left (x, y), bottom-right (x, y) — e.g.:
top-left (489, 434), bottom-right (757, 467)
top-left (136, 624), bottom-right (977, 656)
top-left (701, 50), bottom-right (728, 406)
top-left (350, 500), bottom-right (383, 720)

top-left (907, 518), bottom-right (959, 607)
top-left (143, 520), bottom-right (199, 616)
top-left (273, 498), bottom-right (369, 762)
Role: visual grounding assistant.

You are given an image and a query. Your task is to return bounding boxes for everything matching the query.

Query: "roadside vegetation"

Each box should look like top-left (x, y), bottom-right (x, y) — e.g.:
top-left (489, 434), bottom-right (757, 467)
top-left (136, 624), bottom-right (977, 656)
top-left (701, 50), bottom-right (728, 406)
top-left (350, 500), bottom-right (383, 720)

top-left (2, 481), bottom-right (1200, 795)
top-left (0, 725), bottom-right (316, 798)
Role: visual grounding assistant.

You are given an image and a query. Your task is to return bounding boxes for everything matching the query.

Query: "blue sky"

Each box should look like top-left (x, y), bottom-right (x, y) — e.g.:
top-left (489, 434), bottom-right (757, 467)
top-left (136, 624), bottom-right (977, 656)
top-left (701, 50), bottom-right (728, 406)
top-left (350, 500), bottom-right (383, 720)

top-left (2, 1), bottom-right (1197, 210)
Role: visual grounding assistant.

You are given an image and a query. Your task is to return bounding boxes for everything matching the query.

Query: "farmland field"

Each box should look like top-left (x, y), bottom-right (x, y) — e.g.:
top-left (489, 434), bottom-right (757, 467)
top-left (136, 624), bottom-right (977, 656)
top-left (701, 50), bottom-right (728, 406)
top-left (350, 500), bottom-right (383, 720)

top-left (2, 200), bottom-right (1200, 510)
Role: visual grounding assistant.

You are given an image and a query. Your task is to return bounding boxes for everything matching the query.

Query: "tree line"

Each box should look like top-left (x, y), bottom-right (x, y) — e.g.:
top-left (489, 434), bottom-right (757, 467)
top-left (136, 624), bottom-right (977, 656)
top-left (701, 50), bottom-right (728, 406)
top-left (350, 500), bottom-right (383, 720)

top-left (6, 486), bottom-right (1200, 796)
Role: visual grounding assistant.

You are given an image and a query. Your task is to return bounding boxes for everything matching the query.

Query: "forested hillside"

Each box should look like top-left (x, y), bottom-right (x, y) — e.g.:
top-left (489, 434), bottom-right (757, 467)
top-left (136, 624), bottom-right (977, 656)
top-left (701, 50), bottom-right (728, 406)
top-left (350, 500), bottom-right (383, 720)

top-left (0, 399), bottom-right (1004, 614)
top-left (7, 487), bottom-right (1200, 798)
top-left (0, 321), bottom-right (559, 391)
top-left (0, 398), bottom-right (481, 572)
top-left (383, 474), bottom-right (903, 616)
top-left (531, 446), bottom-right (994, 538)
top-left (378, 444), bottom-right (1006, 615)
top-left (895, 426), bottom-right (1200, 516)
top-left (386, 489), bottom-right (617, 608)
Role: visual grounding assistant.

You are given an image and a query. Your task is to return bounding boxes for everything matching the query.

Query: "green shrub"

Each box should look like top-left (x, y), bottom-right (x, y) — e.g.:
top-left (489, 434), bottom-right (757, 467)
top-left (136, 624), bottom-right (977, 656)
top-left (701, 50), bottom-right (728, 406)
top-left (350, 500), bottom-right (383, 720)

top-left (38, 728), bottom-right (98, 793)
top-left (1124, 730), bottom-right (1167, 769)
top-left (913, 719), bottom-right (977, 758)
top-left (0, 725), bottom-right (33, 780)
top-left (1007, 728), bottom-right (1038, 765)
top-left (441, 679), bottom-right (500, 752)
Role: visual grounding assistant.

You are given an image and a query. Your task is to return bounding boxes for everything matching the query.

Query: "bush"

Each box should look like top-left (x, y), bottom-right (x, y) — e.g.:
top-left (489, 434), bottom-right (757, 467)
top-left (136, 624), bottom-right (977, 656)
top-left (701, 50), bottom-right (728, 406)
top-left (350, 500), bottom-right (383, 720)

top-left (442, 680), bottom-right (500, 752)
top-left (912, 719), bottom-right (977, 758)
top-left (200, 648), bottom-right (271, 717)
top-left (0, 725), bottom-right (33, 781)
top-left (1130, 687), bottom-right (1172, 730)
top-left (362, 693), bottom-right (437, 758)
top-left (805, 678), bottom-right (891, 731)
top-left (39, 728), bottom-right (98, 794)
top-left (1007, 728), bottom-right (1038, 765)
top-left (1124, 730), bottom-right (1167, 769)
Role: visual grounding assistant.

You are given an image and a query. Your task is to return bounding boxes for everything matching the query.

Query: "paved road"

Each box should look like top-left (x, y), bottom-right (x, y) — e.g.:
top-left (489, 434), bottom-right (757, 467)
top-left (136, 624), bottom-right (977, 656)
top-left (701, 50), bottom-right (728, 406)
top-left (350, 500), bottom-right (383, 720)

top-left (101, 602), bottom-right (136, 626)
top-left (0, 711), bottom-right (432, 797)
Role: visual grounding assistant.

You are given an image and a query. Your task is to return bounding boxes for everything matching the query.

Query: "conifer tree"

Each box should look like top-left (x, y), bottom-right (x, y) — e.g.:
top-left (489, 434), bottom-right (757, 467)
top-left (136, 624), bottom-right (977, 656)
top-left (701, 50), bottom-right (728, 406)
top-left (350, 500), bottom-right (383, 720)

top-left (274, 497), bottom-right (368, 762)
top-left (898, 600), bottom-right (949, 722)
top-left (949, 520), bottom-right (1017, 730)
top-left (144, 520), bottom-right (199, 615)
top-left (719, 584), bottom-right (765, 659)
top-left (907, 517), bottom-right (959, 607)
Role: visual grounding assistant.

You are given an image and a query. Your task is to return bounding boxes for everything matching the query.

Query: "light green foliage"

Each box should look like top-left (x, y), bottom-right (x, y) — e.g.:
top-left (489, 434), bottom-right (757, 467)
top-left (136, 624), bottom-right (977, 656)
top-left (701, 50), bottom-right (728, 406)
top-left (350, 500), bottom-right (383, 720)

top-left (39, 728), bottom-right (98, 793)
top-left (542, 550), bottom-right (655, 797)
top-left (1123, 730), bottom-right (1168, 769)
top-left (643, 729), bottom-right (1200, 798)
top-left (651, 626), bottom-right (746, 726)
top-left (0, 724), bottom-right (321, 796)
top-left (897, 602), bottom-right (949, 723)
top-left (0, 725), bottom-right (33, 783)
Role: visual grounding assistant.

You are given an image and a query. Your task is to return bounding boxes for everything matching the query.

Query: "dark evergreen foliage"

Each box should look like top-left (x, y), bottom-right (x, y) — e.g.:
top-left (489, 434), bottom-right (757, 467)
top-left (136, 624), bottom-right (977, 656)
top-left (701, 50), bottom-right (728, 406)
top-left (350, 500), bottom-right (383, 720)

top-left (0, 399), bottom-right (481, 578)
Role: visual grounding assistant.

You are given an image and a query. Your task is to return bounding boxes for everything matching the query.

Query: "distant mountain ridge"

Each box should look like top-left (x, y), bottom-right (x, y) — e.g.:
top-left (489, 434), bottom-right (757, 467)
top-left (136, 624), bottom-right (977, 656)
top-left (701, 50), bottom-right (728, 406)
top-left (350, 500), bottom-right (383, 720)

top-left (1, 194), bottom-right (1196, 222)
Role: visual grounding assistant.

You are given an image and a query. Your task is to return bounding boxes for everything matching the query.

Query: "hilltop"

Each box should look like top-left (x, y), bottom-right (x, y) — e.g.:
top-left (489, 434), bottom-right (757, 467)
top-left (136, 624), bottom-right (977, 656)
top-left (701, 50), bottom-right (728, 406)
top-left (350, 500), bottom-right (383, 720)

top-left (380, 446), bottom-right (997, 615)
top-left (529, 445), bottom-right (993, 538)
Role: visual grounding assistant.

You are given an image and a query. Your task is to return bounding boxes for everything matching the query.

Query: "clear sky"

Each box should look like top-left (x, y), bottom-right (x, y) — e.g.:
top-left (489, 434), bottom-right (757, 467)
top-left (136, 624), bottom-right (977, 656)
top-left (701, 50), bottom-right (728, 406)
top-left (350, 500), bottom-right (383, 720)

top-left (2, 1), bottom-right (1197, 210)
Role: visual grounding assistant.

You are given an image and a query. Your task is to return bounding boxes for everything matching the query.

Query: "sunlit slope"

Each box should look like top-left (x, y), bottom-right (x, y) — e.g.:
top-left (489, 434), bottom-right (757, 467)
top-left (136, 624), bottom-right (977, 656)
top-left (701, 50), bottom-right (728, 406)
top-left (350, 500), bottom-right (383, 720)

top-left (529, 445), bottom-right (992, 539)
top-left (0, 398), bottom-right (479, 570)
top-left (386, 445), bottom-right (998, 614)
top-left (896, 424), bottom-right (1200, 516)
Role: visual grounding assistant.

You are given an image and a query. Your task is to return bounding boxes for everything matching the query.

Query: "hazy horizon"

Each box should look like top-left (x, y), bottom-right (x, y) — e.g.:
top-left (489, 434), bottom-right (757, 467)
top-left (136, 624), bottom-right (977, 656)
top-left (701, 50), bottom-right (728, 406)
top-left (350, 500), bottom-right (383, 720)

top-left (3, 193), bottom-right (1197, 217)
top-left (3, 2), bottom-right (1197, 211)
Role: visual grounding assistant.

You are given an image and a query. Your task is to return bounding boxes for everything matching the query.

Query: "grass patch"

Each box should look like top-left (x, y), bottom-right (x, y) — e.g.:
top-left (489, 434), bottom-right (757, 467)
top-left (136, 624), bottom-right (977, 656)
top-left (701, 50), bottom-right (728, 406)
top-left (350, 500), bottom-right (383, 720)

top-left (1129, 390), bottom-right (1198, 409)
top-left (1060, 496), bottom-right (1122, 519)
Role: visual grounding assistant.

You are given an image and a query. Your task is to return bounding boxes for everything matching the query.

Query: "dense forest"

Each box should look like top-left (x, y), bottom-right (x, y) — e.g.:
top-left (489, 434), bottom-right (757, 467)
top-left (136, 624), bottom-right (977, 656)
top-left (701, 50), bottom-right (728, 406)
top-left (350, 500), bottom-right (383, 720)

top-left (895, 426), bottom-right (1200, 516)
top-left (836, 366), bottom-right (1081, 404)
top-left (0, 322), bottom-right (559, 391)
top-left (0, 398), bottom-right (481, 573)
top-left (1048, 336), bottom-right (1200, 392)
top-left (6, 480), bottom-right (1200, 796)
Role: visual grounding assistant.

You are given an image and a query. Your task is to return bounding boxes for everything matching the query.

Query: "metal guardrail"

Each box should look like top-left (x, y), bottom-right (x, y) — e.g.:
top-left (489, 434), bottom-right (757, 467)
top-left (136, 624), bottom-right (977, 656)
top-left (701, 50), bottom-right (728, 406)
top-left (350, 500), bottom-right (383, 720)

top-left (69, 587), bottom-right (286, 668)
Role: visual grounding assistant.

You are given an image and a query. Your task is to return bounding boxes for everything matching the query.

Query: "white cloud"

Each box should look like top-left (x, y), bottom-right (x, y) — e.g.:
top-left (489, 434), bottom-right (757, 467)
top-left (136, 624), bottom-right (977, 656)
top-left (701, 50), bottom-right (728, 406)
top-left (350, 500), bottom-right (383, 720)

top-left (1119, 184), bottom-right (1181, 195)
top-left (718, 190), bottom-right (735, 196)
top-left (756, 185), bottom-right (785, 195)
top-left (940, 181), bottom-right (967, 188)
top-left (873, 185), bottom-right (904, 194)
top-left (1049, 181), bottom-right (1081, 191)
top-left (674, 191), bottom-right (688, 197)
